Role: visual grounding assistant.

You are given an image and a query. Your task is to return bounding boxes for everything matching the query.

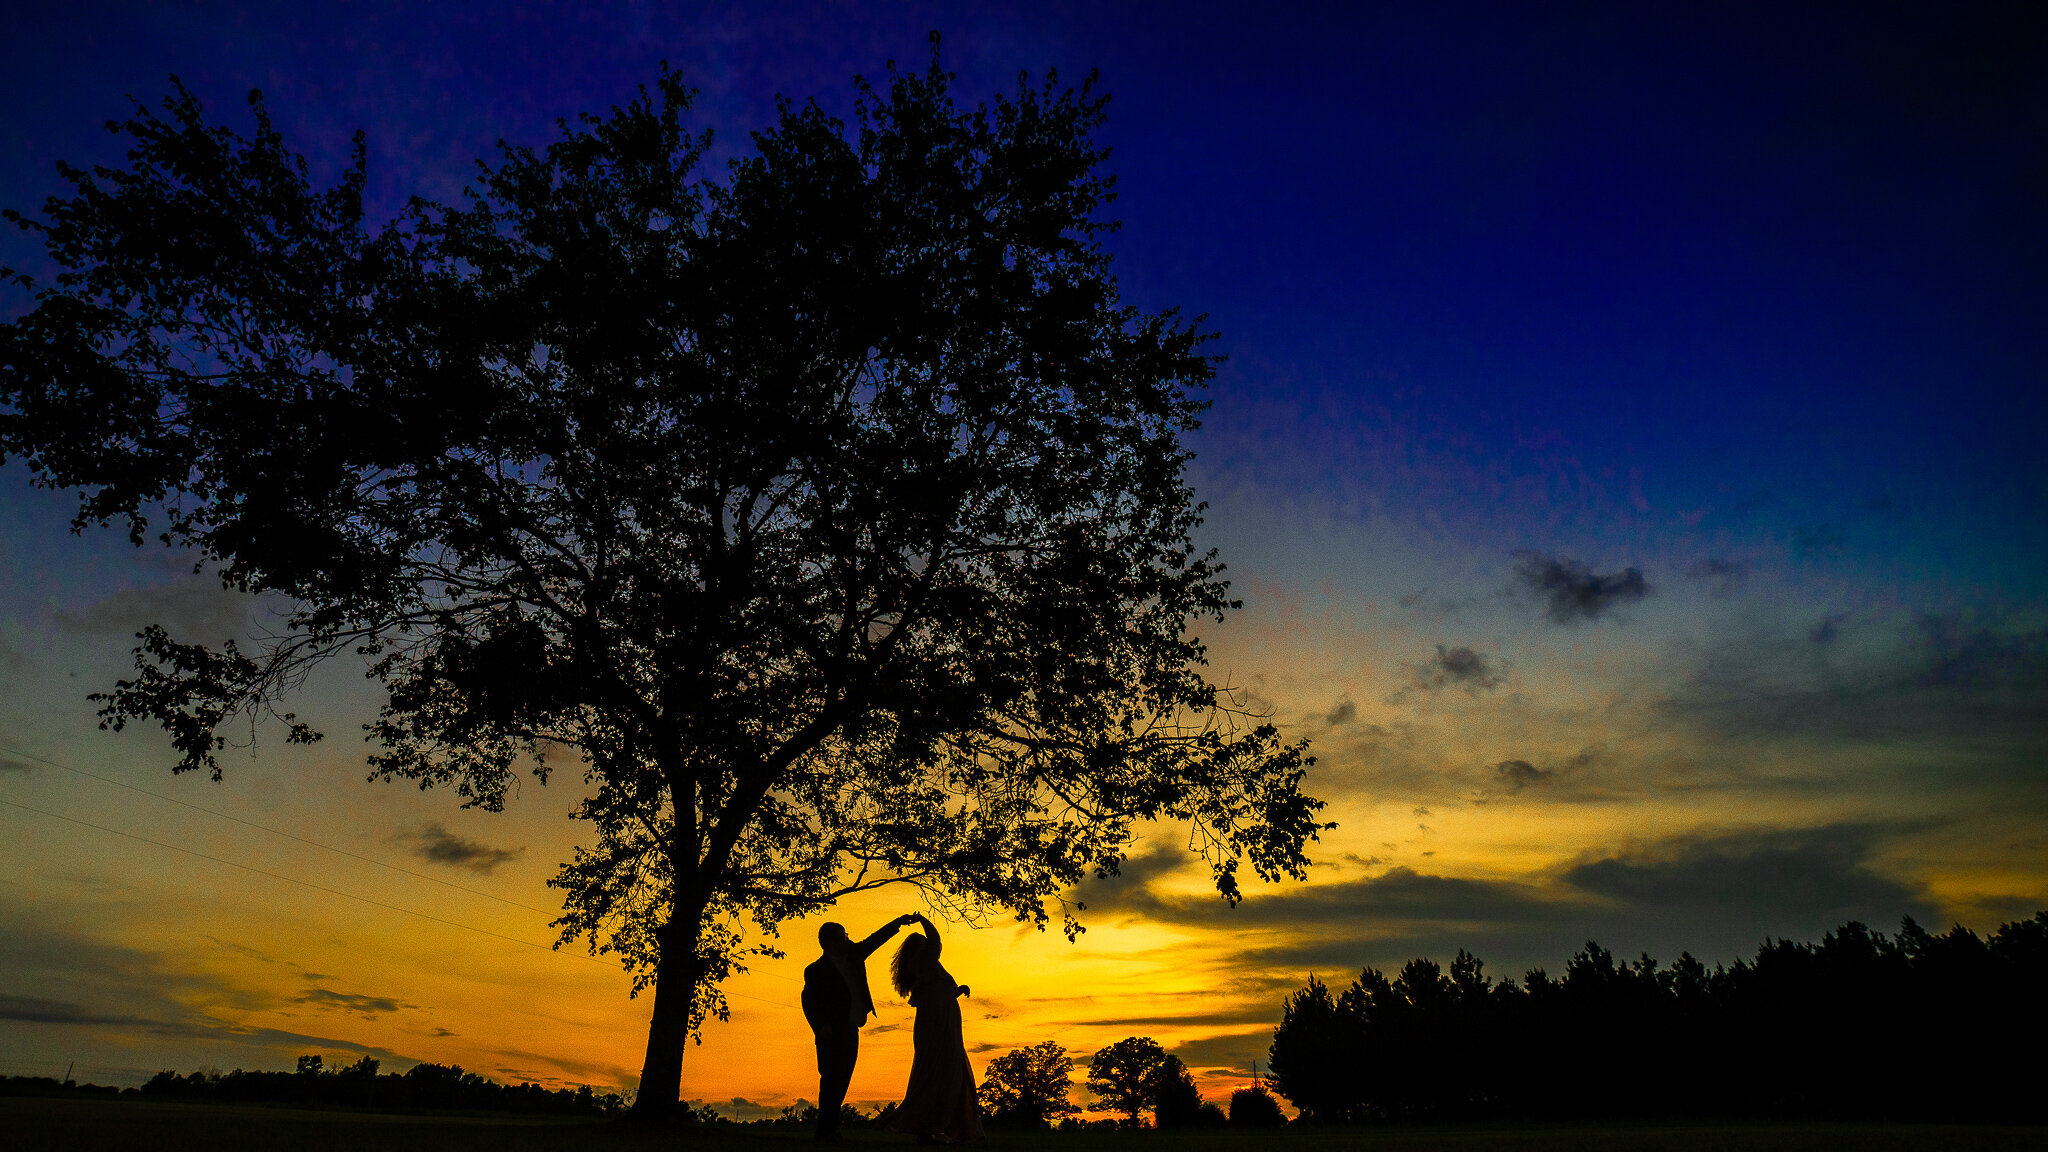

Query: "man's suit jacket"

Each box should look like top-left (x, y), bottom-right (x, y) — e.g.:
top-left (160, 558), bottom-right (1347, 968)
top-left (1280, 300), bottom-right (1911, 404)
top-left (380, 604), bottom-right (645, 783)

top-left (801, 922), bottom-right (899, 1035)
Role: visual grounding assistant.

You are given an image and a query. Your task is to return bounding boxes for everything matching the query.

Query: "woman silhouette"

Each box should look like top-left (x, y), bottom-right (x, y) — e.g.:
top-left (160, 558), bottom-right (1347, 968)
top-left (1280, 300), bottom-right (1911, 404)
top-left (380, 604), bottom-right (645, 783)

top-left (888, 912), bottom-right (985, 1143)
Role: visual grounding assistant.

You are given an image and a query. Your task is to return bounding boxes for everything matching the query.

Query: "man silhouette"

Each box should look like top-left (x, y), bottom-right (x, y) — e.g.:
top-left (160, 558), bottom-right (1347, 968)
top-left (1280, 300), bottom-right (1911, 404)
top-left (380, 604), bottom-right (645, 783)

top-left (802, 913), bottom-right (916, 1140)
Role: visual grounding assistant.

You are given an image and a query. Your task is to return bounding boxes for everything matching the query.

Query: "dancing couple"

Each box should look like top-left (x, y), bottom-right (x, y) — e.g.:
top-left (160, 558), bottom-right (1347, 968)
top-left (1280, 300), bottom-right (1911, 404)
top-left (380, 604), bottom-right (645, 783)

top-left (801, 911), bottom-right (983, 1143)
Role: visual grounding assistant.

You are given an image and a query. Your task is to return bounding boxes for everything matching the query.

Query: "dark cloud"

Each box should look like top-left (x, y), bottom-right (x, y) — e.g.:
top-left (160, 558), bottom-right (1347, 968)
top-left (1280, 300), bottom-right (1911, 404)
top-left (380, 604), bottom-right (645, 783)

top-left (1074, 839), bottom-right (1195, 915)
top-left (0, 994), bottom-right (153, 1026)
top-left (295, 988), bottom-right (407, 1018)
top-left (486, 1044), bottom-right (634, 1089)
top-left (1488, 747), bottom-right (1600, 795)
top-left (1412, 645), bottom-right (1504, 693)
top-left (1810, 613), bottom-right (1846, 643)
top-left (50, 582), bottom-right (255, 643)
top-left (1666, 610), bottom-right (2048, 752)
top-left (1323, 699), bottom-right (1357, 726)
top-left (1686, 558), bottom-right (1747, 596)
top-left (1092, 864), bottom-right (1562, 931)
top-left (1913, 614), bottom-right (2048, 689)
top-left (1561, 825), bottom-right (1931, 926)
top-left (1077, 1003), bottom-right (1279, 1029)
top-left (0, 754), bottom-right (31, 773)
top-left (1091, 824), bottom-right (1943, 983)
top-left (1167, 1030), bottom-right (1272, 1075)
top-left (1513, 552), bottom-right (1650, 623)
top-left (1494, 760), bottom-right (1549, 790)
top-left (0, 902), bottom-right (410, 1084)
top-left (407, 823), bottom-right (523, 874)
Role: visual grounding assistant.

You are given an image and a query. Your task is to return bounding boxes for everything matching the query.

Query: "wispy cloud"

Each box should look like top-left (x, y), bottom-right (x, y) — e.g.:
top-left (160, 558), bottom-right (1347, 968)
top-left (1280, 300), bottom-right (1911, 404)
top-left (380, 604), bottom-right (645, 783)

top-left (404, 823), bottom-right (524, 874)
top-left (1514, 552), bottom-right (1650, 623)
top-left (1686, 558), bottom-right (1747, 596)
top-left (295, 988), bottom-right (410, 1018)
top-left (1410, 644), bottom-right (1504, 694)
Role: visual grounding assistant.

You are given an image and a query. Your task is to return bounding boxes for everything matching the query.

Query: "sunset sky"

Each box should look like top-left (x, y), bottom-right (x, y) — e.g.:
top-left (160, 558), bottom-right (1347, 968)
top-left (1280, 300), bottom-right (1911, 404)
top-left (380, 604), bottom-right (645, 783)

top-left (2, 1), bottom-right (2042, 1117)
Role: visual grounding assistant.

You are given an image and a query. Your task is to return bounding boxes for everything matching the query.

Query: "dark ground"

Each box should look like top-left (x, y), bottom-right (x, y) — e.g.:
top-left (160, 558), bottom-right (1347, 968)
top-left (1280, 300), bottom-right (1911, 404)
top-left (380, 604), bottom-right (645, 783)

top-left (7, 1097), bottom-right (2046, 1152)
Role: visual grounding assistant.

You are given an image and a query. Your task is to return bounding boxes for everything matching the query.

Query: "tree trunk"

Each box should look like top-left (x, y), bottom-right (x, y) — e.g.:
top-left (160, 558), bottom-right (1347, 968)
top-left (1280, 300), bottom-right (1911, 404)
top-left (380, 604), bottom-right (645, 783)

top-left (629, 915), bottom-right (702, 1122)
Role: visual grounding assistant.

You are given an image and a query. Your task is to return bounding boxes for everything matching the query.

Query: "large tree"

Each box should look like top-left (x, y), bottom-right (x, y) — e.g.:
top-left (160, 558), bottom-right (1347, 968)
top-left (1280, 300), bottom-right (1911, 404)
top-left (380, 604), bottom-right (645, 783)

top-left (0, 44), bottom-right (1325, 1115)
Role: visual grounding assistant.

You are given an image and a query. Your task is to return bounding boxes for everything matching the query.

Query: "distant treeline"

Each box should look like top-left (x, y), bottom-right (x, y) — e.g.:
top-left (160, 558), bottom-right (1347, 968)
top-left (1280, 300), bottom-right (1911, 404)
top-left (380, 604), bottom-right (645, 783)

top-left (78, 1055), bottom-right (629, 1116)
top-left (1270, 912), bottom-right (2047, 1123)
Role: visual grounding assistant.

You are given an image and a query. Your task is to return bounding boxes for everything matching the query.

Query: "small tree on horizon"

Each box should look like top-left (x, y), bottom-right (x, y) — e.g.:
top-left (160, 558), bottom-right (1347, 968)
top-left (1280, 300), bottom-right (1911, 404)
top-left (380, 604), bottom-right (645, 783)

top-left (980, 1040), bottom-right (1081, 1128)
top-left (1150, 1053), bottom-right (1205, 1127)
top-left (1086, 1035), bottom-right (1169, 1124)
top-left (0, 41), bottom-right (1327, 1120)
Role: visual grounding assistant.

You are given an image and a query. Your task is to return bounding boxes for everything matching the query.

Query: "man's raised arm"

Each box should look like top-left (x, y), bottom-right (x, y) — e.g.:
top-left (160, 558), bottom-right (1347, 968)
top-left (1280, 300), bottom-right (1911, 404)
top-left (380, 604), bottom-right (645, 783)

top-left (852, 913), bottom-right (917, 960)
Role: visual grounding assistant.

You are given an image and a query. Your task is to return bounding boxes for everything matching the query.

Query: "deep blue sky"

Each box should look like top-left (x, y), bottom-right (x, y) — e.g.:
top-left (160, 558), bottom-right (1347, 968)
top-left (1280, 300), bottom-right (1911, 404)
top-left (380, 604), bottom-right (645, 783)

top-left (5, 2), bottom-right (2041, 584)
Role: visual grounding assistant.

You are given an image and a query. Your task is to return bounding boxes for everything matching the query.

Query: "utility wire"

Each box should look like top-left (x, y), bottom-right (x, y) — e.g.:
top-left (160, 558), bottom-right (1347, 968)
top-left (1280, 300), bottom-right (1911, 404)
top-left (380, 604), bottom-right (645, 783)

top-left (0, 741), bottom-right (552, 913)
top-left (0, 797), bottom-right (792, 1010)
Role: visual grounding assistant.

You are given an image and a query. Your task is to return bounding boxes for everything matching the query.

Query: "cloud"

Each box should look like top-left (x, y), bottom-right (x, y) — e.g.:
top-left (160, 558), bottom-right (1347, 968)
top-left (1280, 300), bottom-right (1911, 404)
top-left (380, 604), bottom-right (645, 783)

top-left (405, 823), bottom-right (524, 874)
top-left (1077, 1003), bottom-right (1281, 1029)
top-left (0, 901), bottom-right (414, 1083)
top-left (1323, 699), bottom-right (1357, 726)
top-left (711, 1096), bottom-right (796, 1121)
top-left (1487, 747), bottom-right (1600, 795)
top-left (1410, 644), bottom-right (1504, 693)
top-left (1513, 552), bottom-right (1650, 623)
top-left (1560, 825), bottom-right (1929, 917)
top-left (51, 582), bottom-right (255, 643)
top-left (1665, 609), bottom-right (2048, 752)
top-left (0, 754), bottom-right (31, 773)
top-left (0, 994), bottom-right (155, 1027)
top-left (1686, 558), bottom-right (1747, 596)
top-left (1167, 1030), bottom-right (1272, 1075)
top-left (1085, 823), bottom-right (1943, 983)
top-left (485, 1044), bottom-right (636, 1090)
top-left (295, 988), bottom-right (408, 1018)
top-left (1493, 759), bottom-right (1549, 790)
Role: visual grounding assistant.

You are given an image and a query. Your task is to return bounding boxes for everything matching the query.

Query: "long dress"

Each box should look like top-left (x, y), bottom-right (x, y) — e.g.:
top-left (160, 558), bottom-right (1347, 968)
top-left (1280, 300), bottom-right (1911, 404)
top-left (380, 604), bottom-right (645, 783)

top-left (891, 960), bottom-right (985, 1142)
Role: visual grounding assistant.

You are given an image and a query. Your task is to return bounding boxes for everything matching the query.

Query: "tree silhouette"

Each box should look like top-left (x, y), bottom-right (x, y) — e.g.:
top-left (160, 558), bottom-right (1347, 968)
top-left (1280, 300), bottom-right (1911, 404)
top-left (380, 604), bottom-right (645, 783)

top-left (1228, 1075), bottom-right (1286, 1127)
top-left (979, 1040), bottom-right (1080, 1128)
top-left (1149, 1053), bottom-right (1205, 1127)
top-left (0, 41), bottom-right (1327, 1118)
top-left (1086, 1035), bottom-right (1178, 1124)
top-left (1262, 911), bottom-right (2048, 1123)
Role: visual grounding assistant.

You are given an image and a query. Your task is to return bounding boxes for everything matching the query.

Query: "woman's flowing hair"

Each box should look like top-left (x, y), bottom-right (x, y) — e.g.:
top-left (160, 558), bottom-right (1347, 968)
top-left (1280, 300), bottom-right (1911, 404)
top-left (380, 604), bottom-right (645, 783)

top-left (891, 932), bottom-right (930, 997)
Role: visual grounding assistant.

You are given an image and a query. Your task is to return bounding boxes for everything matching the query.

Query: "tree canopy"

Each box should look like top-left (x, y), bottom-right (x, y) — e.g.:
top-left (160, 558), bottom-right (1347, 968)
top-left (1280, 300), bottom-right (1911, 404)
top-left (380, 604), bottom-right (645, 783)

top-left (979, 1040), bottom-right (1081, 1128)
top-left (1266, 912), bottom-right (2048, 1123)
top-left (1085, 1035), bottom-right (1169, 1123)
top-left (0, 41), bottom-right (1326, 1115)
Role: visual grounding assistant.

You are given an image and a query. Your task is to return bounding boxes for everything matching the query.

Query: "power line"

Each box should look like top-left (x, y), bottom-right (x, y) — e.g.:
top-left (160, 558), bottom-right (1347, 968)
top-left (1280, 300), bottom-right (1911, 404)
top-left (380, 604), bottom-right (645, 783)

top-left (0, 741), bottom-right (552, 913)
top-left (0, 796), bottom-right (793, 1011)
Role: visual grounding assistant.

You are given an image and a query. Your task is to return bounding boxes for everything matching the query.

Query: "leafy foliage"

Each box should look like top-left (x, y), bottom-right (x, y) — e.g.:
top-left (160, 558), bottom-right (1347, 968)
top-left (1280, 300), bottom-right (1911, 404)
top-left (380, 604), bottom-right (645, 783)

top-left (1150, 1053), bottom-right (1210, 1128)
top-left (0, 40), bottom-right (1325, 1114)
top-left (1085, 1035), bottom-right (1169, 1123)
top-left (1228, 1079), bottom-right (1287, 1127)
top-left (980, 1039), bottom-right (1081, 1128)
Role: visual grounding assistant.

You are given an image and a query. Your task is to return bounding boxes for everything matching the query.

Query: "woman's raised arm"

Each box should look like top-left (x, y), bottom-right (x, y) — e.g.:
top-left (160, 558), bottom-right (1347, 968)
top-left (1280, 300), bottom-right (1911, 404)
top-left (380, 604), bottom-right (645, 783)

top-left (913, 913), bottom-right (941, 960)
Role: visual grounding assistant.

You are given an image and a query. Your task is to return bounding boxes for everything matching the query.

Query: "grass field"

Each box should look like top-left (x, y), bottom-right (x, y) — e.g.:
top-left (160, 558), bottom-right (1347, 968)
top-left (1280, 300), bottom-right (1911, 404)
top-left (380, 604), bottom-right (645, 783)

top-left (6, 1098), bottom-right (2044, 1152)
